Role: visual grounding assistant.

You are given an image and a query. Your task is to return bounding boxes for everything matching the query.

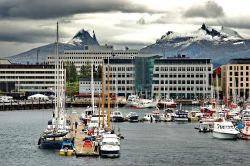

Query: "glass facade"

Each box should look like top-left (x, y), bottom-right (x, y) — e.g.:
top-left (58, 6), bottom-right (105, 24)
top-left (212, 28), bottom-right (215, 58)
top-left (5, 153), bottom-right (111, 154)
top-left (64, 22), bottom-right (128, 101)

top-left (135, 56), bottom-right (155, 98)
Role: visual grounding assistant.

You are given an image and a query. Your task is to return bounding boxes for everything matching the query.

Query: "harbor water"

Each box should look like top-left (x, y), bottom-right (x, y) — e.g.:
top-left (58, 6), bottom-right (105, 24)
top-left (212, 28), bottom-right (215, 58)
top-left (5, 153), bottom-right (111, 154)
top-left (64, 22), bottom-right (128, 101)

top-left (1, 107), bottom-right (250, 166)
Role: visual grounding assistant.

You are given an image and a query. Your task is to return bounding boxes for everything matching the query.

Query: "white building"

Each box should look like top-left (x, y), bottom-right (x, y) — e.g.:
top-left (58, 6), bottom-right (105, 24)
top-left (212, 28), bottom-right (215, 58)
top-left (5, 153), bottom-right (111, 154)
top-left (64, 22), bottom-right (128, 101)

top-left (152, 56), bottom-right (213, 99)
top-left (103, 59), bottom-right (135, 97)
top-left (48, 45), bottom-right (138, 73)
top-left (0, 63), bottom-right (65, 96)
top-left (103, 56), bottom-right (213, 99)
top-left (79, 78), bottom-right (102, 94)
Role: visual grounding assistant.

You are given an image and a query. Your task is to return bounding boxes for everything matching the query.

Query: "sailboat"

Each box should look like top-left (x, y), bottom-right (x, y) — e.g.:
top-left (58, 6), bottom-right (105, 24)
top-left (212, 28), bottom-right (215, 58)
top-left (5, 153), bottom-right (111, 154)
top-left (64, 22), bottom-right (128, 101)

top-left (38, 22), bottom-right (69, 149)
top-left (80, 60), bottom-right (98, 122)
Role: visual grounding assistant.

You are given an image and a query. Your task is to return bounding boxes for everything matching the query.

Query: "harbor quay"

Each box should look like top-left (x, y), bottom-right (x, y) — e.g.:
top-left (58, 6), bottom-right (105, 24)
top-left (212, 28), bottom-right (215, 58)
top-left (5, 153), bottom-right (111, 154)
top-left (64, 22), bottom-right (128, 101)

top-left (0, 98), bottom-right (203, 111)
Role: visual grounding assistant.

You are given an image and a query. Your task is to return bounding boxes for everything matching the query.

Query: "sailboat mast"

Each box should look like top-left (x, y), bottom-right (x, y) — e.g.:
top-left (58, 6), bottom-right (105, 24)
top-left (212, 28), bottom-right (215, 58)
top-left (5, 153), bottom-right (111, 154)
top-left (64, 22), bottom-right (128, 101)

top-left (102, 60), bottom-right (105, 128)
top-left (98, 88), bottom-right (101, 129)
top-left (115, 77), bottom-right (118, 109)
top-left (107, 58), bottom-right (111, 129)
top-left (216, 73), bottom-right (219, 103)
top-left (91, 60), bottom-right (95, 113)
top-left (54, 21), bottom-right (60, 129)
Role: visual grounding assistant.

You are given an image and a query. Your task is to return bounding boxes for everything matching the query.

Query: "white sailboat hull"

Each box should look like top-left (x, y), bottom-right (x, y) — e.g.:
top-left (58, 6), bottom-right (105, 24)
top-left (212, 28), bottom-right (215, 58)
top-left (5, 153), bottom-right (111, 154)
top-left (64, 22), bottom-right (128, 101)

top-left (175, 118), bottom-right (188, 121)
top-left (213, 131), bottom-right (238, 140)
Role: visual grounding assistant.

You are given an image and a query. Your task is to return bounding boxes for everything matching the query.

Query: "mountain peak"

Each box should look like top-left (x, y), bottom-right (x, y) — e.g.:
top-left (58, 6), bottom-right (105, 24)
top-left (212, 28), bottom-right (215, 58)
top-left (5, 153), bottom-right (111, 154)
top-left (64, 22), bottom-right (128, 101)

top-left (199, 23), bottom-right (221, 37)
top-left (68, 28), bottom-right (99, 46)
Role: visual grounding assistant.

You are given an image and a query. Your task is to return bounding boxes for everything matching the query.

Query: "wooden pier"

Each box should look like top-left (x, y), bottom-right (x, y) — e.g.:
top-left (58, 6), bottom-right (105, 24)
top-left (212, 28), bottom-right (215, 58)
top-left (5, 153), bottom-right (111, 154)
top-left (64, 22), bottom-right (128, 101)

top-left (71, 114), bottom-right (99, 157)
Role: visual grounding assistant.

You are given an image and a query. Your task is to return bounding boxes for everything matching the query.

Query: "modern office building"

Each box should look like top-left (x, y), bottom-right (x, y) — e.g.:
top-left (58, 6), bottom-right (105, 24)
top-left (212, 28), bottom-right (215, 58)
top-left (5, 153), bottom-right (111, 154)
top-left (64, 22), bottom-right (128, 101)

top-left (48, 45), bottom-right (138, 73)
top-left (103, 55), bottom-right (213, 99)
top-left (103, 58), bottom-right (136, 97)
top-left (79, 78), bottom-right (102, 94)
top-left (221, 58), bottom-right (250, 100)
top-left (0, 62), bottom-right (65, 96)
top-left (152, 56), bottom-right (213, 99)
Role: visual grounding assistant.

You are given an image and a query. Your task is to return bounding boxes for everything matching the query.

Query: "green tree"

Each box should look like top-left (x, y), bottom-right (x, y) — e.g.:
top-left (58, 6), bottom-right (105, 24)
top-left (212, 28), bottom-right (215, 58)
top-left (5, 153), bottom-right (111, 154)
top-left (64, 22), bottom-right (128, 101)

top-left (79, 62), bottom-right (91, 78)
top-left (69, 63), bottom-right (77, 82)
top-left (65, 61), bottom-right (77, 82)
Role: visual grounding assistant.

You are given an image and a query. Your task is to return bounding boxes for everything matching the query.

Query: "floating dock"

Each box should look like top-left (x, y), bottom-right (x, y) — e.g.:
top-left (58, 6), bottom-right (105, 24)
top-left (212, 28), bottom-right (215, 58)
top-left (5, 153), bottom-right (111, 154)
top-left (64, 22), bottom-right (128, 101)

top-left (71, 114), bottom-right (99, 157)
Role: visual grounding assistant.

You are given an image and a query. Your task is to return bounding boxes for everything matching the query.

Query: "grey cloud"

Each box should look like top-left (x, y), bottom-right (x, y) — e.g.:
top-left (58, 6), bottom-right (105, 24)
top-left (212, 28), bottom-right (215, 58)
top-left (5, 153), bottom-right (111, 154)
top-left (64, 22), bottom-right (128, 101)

top-left (184, 1), bottom-right (224, 18)
top-left (0, 25), bottom-right (70, 43)
top-left (0, 0), bottom-right (155, 19)
top-left (218, 17), bottom-right (250, 29)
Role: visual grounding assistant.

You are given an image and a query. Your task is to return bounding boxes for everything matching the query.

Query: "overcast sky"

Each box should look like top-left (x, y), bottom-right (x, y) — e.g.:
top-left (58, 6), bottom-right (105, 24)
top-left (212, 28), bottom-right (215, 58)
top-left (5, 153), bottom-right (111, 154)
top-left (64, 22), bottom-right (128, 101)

top-left (0, 0), bottom-right (250, 57)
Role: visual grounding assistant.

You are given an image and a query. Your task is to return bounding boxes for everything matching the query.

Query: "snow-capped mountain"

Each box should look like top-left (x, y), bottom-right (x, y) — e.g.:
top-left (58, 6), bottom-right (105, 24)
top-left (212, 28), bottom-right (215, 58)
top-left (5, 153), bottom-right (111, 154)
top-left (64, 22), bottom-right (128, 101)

top-left (6, 28), bottom-right (99, 64)
top-left (141, 24), bottom-right (250, 67)
top-left (68, 29), bottom-right (99, 46)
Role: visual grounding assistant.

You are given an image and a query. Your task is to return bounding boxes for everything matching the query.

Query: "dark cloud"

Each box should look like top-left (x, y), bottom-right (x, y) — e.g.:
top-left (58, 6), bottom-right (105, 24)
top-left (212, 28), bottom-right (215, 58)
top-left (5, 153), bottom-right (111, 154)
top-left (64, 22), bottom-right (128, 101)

top-left (0, 0), bottom-right (155, 19)
top-left (218, 17), bottom-right (250, 29)
top-left (0, 24), bottom-right (69, 43)
top-left (184, 1), bottom-right (224, 18)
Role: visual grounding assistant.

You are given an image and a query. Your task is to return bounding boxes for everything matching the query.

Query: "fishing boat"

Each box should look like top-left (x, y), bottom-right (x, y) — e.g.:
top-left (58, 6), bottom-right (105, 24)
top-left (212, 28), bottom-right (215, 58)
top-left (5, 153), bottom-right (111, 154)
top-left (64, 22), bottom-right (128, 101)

top-left (100, 134), bottom-right (120, 158)
top-left (38, 23), bottom-right (70, 149)
top-left (126, 112), bottom-right (139, 122)
top-left (213, 120), bottom-right (239, 139)
top-left (59, 141), bottom-right (75, 156)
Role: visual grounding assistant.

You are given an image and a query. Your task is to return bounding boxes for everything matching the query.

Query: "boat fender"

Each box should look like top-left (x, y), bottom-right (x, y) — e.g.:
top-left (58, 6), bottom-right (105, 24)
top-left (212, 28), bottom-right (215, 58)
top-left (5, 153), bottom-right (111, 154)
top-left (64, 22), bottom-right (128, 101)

top-left (37, 138), bottom-right (41, 145)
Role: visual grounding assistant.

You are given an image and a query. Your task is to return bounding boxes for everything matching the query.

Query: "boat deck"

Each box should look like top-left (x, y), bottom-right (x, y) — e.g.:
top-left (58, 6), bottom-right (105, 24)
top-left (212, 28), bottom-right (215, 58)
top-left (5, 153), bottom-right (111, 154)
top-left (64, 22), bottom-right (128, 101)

top-left (71, 114), bottom-right (99, 157)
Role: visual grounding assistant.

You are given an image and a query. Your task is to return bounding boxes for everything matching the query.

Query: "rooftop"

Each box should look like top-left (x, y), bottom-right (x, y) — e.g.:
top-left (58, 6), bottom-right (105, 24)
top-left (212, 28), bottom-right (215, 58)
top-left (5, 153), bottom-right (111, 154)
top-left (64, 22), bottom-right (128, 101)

top-left (229, 58), bottom-right (250, 64)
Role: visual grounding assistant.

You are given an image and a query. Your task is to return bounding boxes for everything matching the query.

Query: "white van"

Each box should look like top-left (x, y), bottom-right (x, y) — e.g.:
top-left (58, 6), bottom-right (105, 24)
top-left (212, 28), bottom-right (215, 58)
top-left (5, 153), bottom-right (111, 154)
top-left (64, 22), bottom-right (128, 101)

top-left (0, 96), bottom-right (13, 103)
